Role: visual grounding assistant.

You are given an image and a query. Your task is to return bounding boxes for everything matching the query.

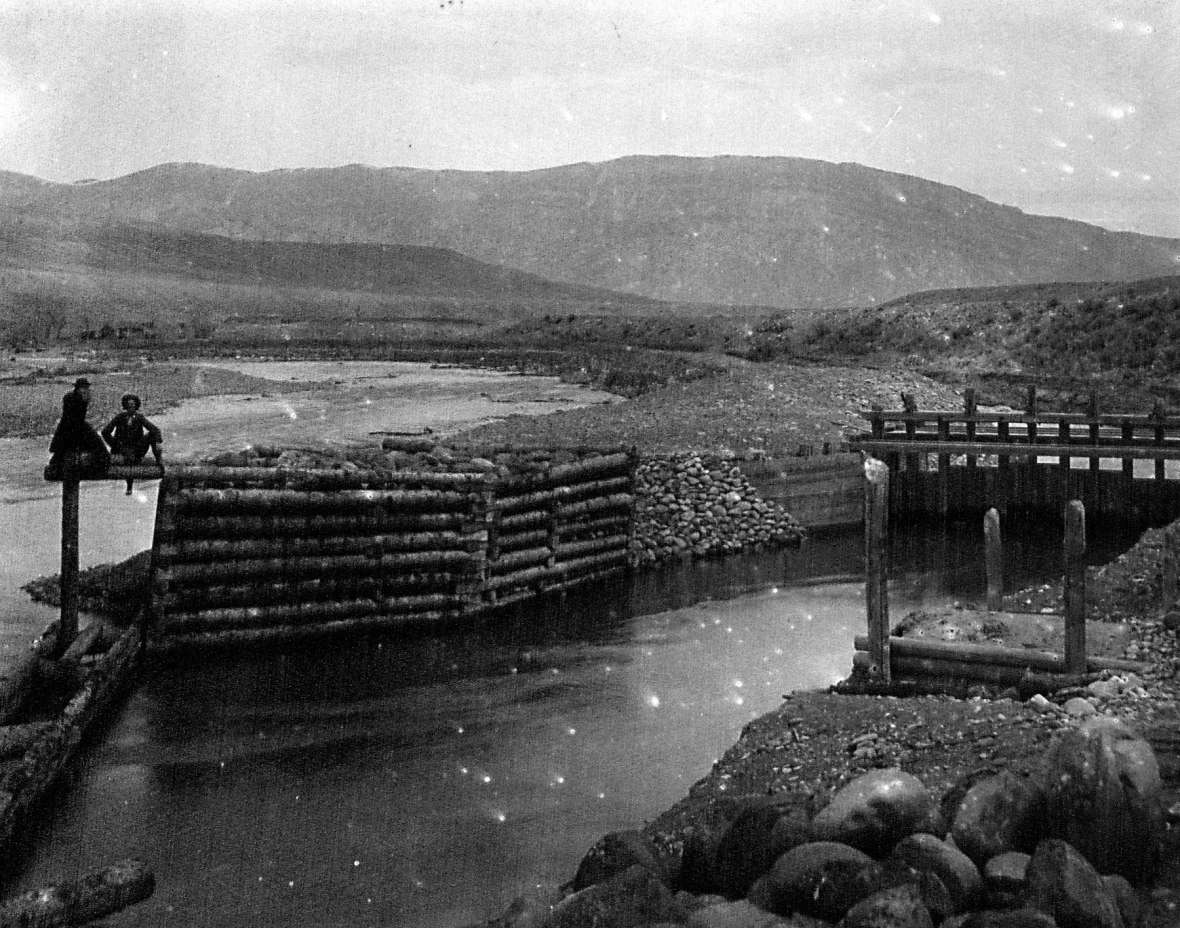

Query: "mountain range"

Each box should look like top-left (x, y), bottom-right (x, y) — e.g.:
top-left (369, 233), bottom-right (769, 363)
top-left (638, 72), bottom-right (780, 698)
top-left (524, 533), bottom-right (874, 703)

top-left (3, 155), bottom-right (1178, 308)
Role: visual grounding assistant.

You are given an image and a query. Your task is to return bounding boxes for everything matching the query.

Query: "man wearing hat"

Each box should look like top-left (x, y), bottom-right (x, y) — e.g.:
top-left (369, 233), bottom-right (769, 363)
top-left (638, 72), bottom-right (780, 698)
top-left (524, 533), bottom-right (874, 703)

top-left (47, 377), bottom-right (111, 477)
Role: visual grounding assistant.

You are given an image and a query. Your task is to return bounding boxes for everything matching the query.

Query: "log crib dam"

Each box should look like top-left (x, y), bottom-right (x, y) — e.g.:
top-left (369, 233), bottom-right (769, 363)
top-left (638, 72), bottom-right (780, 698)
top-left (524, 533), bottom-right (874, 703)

top-left (148, 442), bottom-right (638, 647)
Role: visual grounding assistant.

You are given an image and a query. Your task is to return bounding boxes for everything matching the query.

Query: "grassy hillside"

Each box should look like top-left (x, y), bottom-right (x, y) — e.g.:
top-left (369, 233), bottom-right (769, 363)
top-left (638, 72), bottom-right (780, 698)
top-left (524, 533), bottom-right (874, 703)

top-left (4, 156), bottom-right (1178, 307)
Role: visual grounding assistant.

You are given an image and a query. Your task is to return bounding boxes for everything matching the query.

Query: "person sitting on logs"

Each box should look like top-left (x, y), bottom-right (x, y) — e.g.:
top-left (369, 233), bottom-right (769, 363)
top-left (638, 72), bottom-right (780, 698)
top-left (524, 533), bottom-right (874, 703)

top-left (101, 393), bottom-right (165, 495)
top-left (47, 377), bottom-right (111, 479)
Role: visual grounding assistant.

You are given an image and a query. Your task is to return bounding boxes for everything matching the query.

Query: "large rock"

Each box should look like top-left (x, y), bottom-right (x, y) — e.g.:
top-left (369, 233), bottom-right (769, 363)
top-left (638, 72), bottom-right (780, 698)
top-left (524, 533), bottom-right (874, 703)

top-left (1042, 717), bottom-right (1164, 884)
top-left (1024, 839), bottom-right (1124, 928)
top-left (951, 771), bottom-right (1044, 867)
top-left (712, 799), bottom-right (809, 898)
top-left (810, 769), bottom-right (938, 856)
top-left (686, 899), bottom-right (803, 928)
top-left (572, 830), bottom-right (667, 891)
top-left (761, 842), bottom-right (875, 918)
top-left (982, 852), bottom-right (1030, 909)
top-left (680, 825), bottom-right (725, 894)
top-left (486, 883), bottom-right (564, 928)
top-left (837, 883), bottom-right (933, 928)
top-left (942, 910), bottom-right (1058, 928)
top-left (547, 865), bottom-right (686, 928)
top-left (890, 833), bottom-right (983, 913)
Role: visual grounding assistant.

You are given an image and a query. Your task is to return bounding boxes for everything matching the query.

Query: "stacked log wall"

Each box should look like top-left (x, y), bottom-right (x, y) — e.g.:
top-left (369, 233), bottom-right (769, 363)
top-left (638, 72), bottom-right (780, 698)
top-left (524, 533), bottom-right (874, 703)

top-left (149, 449), bottom-right (637, 645)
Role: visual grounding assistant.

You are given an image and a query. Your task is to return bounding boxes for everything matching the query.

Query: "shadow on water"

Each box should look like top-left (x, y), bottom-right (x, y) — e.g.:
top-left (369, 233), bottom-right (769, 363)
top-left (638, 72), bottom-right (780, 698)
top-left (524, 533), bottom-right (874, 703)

top-left (0, 519), bottom-right (1146, 928)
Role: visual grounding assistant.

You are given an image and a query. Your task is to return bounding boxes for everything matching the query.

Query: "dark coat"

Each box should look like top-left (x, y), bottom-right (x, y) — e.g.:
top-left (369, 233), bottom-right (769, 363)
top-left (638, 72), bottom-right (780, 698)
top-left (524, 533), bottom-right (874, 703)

top-left (48, 390), bottom-right (110, 473)
top-left (101, 411), bottom-right (163, 459)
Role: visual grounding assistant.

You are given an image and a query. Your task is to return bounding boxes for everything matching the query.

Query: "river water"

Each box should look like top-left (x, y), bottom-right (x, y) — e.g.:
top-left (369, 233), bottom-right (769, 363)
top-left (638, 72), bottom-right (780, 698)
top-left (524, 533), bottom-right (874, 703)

top-left (0, 361), bottom-right (1141, 927)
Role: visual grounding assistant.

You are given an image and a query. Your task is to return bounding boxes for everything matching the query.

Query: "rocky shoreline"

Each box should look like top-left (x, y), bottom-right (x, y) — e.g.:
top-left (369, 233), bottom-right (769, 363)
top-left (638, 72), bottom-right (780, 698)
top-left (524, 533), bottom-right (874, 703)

top-left (474, 514), bottom-right (1180, 928)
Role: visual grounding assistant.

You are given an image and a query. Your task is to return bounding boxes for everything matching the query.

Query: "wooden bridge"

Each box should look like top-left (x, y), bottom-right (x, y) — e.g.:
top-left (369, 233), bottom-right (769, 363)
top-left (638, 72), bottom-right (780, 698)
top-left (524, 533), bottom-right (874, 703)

top-left (850, 388), bottom-right (1180, 522)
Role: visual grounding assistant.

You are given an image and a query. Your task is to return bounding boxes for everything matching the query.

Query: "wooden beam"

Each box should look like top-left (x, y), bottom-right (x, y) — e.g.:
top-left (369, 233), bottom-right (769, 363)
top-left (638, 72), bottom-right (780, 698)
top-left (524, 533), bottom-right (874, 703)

top-left (850, 438), bottom-right (1180, 461)
top-left (864, 457), bottom-right (890, 681)
top-left (984, 508), bottom-right (1002, 611)
top-left (1063, 500), bottom-right (1087, 674)
top-left (853, 634), bottom-right (1147, 674)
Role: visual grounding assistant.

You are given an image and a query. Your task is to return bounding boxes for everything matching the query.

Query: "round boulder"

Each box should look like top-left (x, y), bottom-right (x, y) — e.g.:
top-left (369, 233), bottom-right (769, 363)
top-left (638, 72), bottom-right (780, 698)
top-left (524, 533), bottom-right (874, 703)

top-left (891, 833), bottom-right (983, 913)
top-left (951, 771), bottom-right (1044, 867)
top-left (838, 883), bottom-right (934, 928)
top-left (810, 768), bottom-right (938, 856)
top-left (1042, 716), bottom-right (1164, 884)
top-left (1024, 839), bottom-right (1125, 928)
top-left (760, 841), bottom-right (875, 918)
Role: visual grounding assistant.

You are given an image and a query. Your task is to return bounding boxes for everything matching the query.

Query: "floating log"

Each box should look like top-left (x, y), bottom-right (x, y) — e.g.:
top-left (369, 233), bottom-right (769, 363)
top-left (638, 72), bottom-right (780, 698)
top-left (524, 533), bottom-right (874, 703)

top-left (154, 609), bottom-right (461, 650)
top-left (0, 858), bottom-right (154, 928)
top-left (852, 650), bottom-right (1099, 690)
top-left (60, 623), bottom-right (110, 664)
top-left (852, 635), bottom-right (1148, 674)
top-left (174, 487), bottom-right (471, 515)
top-left (0, 651), bottom-right (39, 726)
top-left (0, 722), bottom-right (54, 761)
top-left (160, 530), bottom-right (471, 563)
top-left (163, 549), bottom-right (475, 585)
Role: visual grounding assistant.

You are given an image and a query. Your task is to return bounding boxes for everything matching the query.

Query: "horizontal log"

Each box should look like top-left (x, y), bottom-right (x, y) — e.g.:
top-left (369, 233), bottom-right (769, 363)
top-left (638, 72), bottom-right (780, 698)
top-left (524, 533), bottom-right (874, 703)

top-left (497, 476), bottom-right (632, 513)
top-left (159, 594), bottom-right (465, 634)
top-left (44, 463), bottom-right (166, 484)
top-left (497, 452), bottom-right (633, 490)
top-left (174, 487), bottom-right (473, 515)
top-left (164, 572), bottom-right (462, 611)
top-left (852, 438), bottom-right (1180, 461)
top-left (852, 650), bottom-right (1099, 690)
top-left (557, 493), bottom-right (634, 519)
top-left (0, 858), bottom-right (154, 928)
top-left (173, 511), bottom-right (468, 539)
top-left (163, 549), bottom-right (475, 584)
top-left (172, 464), bottom-right (491, 491)
top-left (556, 534), bottom-right (629, 559)
top-left (160, 530), bottom-right (474, 563)
top-left (485, 549), bottom-right (628, 591)
top-left (853, 634), bottom-right (1150, 674)
top-left (558, 513), bottom-right (633, 539)
top-left (152, 609), bottom-right (461, 649)
top-left (60, 623), bottom-right (108, 663)
top-left (863, 410), bottom-right (1180, 428)
top-left (498, 509), bottom-right (549, 531)
top-left (494, 528), bottom-right (550, 551)
top-left (490, 547), bottom-right (552, 573)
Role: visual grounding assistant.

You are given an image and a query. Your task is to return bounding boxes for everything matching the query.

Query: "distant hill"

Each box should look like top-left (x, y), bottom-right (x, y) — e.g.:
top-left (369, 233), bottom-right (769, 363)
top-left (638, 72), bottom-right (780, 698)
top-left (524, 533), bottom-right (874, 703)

top-left (0, 218), bottom-right (646, 305)
top-left (2, 156), bottom-right (1178, 307)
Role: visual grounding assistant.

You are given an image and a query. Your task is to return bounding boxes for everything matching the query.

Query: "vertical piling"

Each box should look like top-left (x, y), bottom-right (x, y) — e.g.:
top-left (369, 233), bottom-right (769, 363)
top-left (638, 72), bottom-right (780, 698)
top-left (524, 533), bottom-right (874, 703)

top-left (1063, 500), bottom-right (1086, 674)
top-left (59, 457), bottom-right (80, 653)
top-left (1163, 522), bottom-right (1180, 610)
top-left (984, 507), bottom-right (1003, 612)
top-left (865, 457), bottom-right (890, 681)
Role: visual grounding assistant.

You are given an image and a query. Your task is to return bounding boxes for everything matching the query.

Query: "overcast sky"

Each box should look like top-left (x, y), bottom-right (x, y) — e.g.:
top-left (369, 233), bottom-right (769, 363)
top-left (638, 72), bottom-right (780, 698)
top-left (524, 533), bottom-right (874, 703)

top-left (1, 0), bottom-right (1177, 236)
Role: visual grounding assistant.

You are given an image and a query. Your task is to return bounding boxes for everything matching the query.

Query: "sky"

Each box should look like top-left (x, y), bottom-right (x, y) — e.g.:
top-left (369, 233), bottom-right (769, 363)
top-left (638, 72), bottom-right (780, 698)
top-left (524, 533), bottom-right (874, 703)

top-left (0, 0), bottom-right (1177, 237)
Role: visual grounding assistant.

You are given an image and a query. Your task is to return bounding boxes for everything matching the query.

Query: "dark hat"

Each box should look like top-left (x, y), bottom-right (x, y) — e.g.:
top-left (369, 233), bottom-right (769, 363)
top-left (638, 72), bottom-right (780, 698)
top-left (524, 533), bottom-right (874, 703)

top-left (74, 377), bottom-right (91, 389)
top-left (121, 392), bottom-right (141, 410)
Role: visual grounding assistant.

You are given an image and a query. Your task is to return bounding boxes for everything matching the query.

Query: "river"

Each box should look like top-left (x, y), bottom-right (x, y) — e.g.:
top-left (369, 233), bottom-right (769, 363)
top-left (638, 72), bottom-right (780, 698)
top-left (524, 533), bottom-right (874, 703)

top-left (0, 361), bottom-right (1139, 927)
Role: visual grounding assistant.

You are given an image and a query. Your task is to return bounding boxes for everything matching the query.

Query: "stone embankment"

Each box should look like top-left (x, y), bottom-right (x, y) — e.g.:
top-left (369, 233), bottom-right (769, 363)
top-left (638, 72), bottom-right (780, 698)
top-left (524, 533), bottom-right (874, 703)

top-left (483, 716), bottom-right (1168, 928)
top-left (631, 454), bottom-right (804, 566)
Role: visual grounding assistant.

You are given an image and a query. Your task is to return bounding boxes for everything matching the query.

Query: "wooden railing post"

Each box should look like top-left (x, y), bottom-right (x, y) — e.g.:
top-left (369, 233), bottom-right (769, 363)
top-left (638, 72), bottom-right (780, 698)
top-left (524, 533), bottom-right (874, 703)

top-left (865, 457), bottom-right (890, 681)
top-left (1063, 500), bottom-right (1086, 674)
top-left (964, 389), bottom-right (977, 467)
top-left (984, 507), bottom-right (1003, 612)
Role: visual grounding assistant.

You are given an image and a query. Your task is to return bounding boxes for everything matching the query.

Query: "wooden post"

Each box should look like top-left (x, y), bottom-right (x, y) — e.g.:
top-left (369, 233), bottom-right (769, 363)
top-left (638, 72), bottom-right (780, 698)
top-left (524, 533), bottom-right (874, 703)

top-left (1163, 522), bottom-right (1180, 610)
top-left (865, 457), bottom-right (890, 681)
top-left (1063, 499), bottom-right (1086, 674)
top-left (59, 456), bottom-right (81, 654)
top-left (964, 389), bottom-right (977, 468)
top-left (984, 507), bottom-right (1003, 612)
top-left (1026, 385), bottom-right (1038, 417)
top-left (870, 405), bottom-right (885, 439)
top-left (937, 415), bottom-right (950, 518)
